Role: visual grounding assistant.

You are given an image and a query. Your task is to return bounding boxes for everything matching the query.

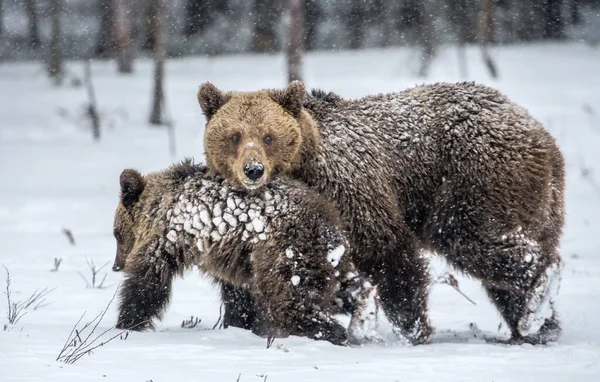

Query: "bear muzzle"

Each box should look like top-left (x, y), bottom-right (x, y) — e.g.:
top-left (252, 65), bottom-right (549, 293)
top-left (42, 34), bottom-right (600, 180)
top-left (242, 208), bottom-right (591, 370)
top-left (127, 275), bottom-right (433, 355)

top-left (243, 161), bottom-right (265, 188)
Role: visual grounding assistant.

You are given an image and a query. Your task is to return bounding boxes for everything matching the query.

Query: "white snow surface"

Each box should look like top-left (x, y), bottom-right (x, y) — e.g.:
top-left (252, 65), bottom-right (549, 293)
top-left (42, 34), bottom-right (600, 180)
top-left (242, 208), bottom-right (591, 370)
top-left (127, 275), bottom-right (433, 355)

top-left (1, 44), bottom-right (600, 381)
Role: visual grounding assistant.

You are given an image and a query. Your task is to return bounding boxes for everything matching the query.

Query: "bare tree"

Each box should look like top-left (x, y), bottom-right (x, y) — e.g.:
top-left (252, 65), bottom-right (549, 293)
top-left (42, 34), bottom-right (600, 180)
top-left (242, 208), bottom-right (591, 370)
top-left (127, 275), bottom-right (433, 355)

top-left (304, 0), bottom-right (320, 51)
top-left (47, 0), bottom-right (63, 84)
top-left (382, 0), bottom-right (401, 47)
top-left (418, 0), bottom-right (436, 77)
top-left (347, 0), bottom-right (366, 49)
top-left (149, 0), bottom-right (168, 125)
top-left (0, 0), bottom-right (4, 36)
top-left (84, 60), bottom-right (101, 140)
top-left (141, 0), bottom-right (157, 51)
top-left (252, 0), bottom-right (279, 53)
top-left (479, 0), bottom-right (498, 78)
top-left (543, 0), bottom-right (564, 39)
top-left (95, 0), bottom-right (115, 57)
top-left (286, 0), bottom-right (304, 83)
top-left (115, 0), bottom-right (133, 73)
top-left (25, 0), bottom-right (41, 48)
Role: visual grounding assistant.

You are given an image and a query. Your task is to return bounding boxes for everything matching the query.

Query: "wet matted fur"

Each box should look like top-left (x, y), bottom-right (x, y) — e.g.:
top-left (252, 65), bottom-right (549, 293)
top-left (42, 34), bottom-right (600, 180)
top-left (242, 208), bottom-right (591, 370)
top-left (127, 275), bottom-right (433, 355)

top-left (112, 159), bottom-right (379, 345)
top-left (198, 81), bottom-right (565, 345)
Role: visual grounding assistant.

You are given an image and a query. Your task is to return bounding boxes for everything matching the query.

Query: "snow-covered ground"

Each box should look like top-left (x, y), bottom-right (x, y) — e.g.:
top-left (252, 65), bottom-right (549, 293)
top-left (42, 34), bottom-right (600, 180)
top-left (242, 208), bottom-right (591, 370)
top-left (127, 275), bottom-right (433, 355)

top-left (1, 43), bottom-right (600, 381)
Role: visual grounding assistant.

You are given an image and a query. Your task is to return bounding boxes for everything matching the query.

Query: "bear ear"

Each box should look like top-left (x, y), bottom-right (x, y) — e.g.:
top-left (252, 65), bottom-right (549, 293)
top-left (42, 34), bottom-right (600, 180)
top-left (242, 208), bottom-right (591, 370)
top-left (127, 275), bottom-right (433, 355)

top-left (119, 169), bottom-right (145, 208)
top-left (269, 81), bottom-right (306, 118)
top-left (197, 82), bottom-right (229, 121)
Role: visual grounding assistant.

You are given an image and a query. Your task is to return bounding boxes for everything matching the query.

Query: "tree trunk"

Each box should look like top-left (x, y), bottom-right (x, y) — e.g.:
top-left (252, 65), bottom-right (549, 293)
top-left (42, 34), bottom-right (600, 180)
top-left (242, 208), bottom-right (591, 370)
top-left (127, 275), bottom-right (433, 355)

top-left (286, 0), bottom-right (304, 83)
top-left (543, 0), bottom-right (564, 39)
top-left (304, 0), bottom-right (319, 51)
top-left (149, 0), bottom-right (167, 125)
top-left (115, 0), bottom-right (133, 73)
top-left (479, 0), bottom-right (498, 78)
top-left (47, 0), bottom-right (62, 84)
top-left (25, 0), bottom-right (41, 48)
top-left (347, 0), bottom-right (365, 49)
top-left (0, 0), bottom-right (4, 36)
top-left (95, 0), bottom-right (115, 57)
top-left (418, 0), bottom-right (436, 77)
top-left (141, 0), bottom-right (157, 51)
top-left (252, 0), bottom-right (279, 53)
top-left (570, 0), bottom-right (581, 25)
top-left (382, 0), bottom-right (400, 47)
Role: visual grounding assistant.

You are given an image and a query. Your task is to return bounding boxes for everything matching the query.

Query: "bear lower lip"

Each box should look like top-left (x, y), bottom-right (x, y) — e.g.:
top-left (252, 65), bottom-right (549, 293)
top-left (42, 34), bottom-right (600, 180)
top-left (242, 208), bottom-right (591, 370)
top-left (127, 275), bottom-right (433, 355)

top-left (243, 180), bottom-right (262, 189)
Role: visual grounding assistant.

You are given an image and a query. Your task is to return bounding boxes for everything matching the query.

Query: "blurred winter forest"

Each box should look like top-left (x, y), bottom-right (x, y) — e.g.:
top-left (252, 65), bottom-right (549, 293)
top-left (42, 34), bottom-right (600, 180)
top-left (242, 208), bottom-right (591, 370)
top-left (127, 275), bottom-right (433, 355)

top-left (1, 0), bottom-right (599, 79)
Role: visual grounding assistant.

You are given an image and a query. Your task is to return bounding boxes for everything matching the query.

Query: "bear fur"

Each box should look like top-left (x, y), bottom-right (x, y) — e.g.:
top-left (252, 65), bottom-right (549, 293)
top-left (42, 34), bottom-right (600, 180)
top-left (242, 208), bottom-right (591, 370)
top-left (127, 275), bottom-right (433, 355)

top-left (112, 159), bottom-right (377, 345)
top-left (198, 81), bottom-right (565, 345)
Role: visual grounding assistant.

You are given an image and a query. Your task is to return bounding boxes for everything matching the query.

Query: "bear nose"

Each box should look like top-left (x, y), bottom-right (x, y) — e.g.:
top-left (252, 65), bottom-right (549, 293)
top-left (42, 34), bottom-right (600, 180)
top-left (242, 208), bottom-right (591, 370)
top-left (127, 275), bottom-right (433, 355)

top-left (112, 263), bottom-right (122, 272)
top-left (244, 162), bottom-right (264, 181)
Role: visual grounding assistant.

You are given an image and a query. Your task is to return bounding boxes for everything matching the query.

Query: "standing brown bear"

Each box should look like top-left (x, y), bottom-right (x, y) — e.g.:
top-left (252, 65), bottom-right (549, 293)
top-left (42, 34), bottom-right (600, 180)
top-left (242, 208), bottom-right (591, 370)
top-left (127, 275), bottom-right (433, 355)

top-left (197, 81), bottom-right (565, 345)
top-left (112, 159), bottom-right (377, 345)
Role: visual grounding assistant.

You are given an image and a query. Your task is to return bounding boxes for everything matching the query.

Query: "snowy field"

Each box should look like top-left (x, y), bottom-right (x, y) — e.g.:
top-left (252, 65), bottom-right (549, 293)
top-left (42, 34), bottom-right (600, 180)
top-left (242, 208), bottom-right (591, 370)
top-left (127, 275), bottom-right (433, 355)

top-left (1, 43), bottom-right (600, 381)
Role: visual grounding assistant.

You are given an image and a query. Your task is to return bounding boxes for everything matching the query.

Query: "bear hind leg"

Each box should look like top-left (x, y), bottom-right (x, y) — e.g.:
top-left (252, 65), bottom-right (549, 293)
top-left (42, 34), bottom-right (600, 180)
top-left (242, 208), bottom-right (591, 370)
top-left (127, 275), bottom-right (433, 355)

top-left (435, 228), bottom-right (561, 342)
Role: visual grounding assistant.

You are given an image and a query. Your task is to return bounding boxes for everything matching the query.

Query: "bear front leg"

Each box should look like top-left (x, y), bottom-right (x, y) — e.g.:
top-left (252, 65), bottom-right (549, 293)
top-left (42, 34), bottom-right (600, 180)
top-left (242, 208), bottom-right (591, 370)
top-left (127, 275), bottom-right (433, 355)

top-left (351, 205), bottom-right (433, 345)
top-left (221, 282), bottom-right (268, 334)
top-left (116, 238), bottom-right (180, 331)
top-left (250, 240), bottom-right (349, 346)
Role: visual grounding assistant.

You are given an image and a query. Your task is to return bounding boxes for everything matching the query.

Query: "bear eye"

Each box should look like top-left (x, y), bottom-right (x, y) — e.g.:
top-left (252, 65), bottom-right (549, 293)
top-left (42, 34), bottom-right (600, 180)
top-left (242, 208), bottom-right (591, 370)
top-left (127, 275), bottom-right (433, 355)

top-left (263, 135), bottom-right (273, 145)
top-left (231, 133), bottom-right (241, 145)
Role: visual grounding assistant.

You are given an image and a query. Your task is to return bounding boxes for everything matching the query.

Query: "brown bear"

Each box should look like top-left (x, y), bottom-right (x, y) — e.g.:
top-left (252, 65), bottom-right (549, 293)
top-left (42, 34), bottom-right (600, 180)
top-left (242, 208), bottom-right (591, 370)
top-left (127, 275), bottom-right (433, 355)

top-left (112, 159), bottom-right (378, 345)
top-left (197, 81), bottom-right (565, 345)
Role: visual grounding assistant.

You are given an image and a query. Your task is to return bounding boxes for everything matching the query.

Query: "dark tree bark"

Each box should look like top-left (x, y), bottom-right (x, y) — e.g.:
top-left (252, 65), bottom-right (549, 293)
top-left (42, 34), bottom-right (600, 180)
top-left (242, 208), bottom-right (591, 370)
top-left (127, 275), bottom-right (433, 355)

top-left (115, 0), bottom-right (133, 73)
top-left (25, 0), bottom-right (41, 48)
top-left (252, 0), bottom-right (280, 53)
top-left (95, 0), bottom-right (115, 57)
top-left (543, 0), bottom-right (564, 39)
top-left (84, 60), bottom-right (101, 141)
top-left (286, 0), bottom-right (304, 83)
top-left (141, 0), bottom-right (157, 51)
top-left (304, 0), bottom-right (319, 51)
top-left (0, 0), bottom-right (4, 36)
top-left (418, 0), bottom-right (436, 77)
top-left (149, 0), bottom-right (167, 125)
top-left (570, 0), bottom-right (581, 25)
top-left (347, 0), bottom-right (366, 49)
top-left (382, 0), bottom-right (401, 47)
top-left (479, 0), bottom-right (499, 78)
top-left (47, 0), bottom-right (62, 84)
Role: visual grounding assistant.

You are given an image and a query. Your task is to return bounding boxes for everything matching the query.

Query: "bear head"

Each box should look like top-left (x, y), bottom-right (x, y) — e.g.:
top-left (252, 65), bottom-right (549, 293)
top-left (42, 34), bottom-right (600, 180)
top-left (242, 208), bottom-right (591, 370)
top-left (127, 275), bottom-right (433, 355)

top-left (112, 169), bottom-right (145, 272)
top-left (198, 81), bottom-right (316, 190)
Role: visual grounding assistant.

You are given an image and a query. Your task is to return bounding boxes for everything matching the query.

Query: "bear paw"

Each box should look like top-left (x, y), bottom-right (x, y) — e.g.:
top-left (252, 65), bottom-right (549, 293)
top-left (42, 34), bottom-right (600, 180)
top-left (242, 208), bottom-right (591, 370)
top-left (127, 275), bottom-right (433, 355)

top-left (312, 321), bottom-right (349, 346)
top-left (517, 262), bottom-right (561, 338)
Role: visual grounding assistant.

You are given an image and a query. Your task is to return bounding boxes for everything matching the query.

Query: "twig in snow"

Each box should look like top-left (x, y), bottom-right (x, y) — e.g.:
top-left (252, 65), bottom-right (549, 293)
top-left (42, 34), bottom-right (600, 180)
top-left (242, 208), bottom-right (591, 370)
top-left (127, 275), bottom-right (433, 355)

top-left (62, 228), bottom-right (76, 246)
top-left (266, 333), bottom-right (275, 349)
top-left (56, 288), bottom-right (145, 364)
top-left (435, 272), bottom-right (477, 305)
top-left (212, 302), bottom-right (224, 330)
top-left (78, 257), bottom-right (109, 289)
top-left (50, 257), bottom-right (62, 272)
top-left (181, 315), bottom-right (201, 329)
top-left (4, 265), bottom-right (54, 327)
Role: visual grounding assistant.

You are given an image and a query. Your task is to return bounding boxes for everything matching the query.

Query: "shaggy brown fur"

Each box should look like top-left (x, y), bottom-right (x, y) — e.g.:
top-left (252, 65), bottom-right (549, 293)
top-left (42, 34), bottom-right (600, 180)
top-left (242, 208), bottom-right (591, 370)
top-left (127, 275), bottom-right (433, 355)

top-left (198, 81), bottom-right (565, 345)
top-left (112, 159), bottom-right (379, 345)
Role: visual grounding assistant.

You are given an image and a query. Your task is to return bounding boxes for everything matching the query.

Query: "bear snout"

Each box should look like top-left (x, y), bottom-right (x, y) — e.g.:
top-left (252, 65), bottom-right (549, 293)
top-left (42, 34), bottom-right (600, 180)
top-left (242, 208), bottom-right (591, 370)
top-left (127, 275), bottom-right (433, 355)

top-left (112, 263), bottom-right (122, 272)
top-left (243, 161), bottom-right (264, 181)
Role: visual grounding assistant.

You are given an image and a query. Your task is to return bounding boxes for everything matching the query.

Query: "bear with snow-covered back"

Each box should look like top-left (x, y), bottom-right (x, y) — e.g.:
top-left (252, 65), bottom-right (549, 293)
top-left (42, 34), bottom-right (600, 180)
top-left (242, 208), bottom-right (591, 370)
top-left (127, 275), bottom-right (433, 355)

top-left (197, 81), bottom-right (565, 345)
top-left (111, 159), bottom-right (377, 345)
